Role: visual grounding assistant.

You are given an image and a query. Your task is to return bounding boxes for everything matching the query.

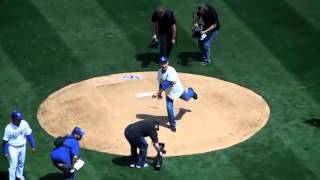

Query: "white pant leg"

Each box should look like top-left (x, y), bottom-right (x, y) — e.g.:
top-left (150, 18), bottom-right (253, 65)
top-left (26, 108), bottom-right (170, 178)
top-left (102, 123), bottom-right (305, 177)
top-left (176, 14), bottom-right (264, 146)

top-left (16, 145), bottom-right (26, 180)
top-left (8, 146), bottom-right (19, 180)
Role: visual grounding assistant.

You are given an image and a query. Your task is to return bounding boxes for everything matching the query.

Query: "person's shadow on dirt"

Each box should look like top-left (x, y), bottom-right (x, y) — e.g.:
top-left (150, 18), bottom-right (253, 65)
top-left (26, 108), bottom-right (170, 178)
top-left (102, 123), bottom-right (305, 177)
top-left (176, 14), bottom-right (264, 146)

top-left (136, 108), bottom-right (191, 130)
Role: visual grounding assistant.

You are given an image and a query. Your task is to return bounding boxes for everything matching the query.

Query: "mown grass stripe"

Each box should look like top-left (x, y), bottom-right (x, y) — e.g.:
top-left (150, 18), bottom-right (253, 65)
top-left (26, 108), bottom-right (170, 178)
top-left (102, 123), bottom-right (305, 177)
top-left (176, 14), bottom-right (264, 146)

top-left (0, 0), bottom-right (88, 179)
top-left (223, 0), bottom-right (320, 103)
top-left (31, 0), bottom-right (140, 75)
top-left (0, 0), bottom-right (87, 98)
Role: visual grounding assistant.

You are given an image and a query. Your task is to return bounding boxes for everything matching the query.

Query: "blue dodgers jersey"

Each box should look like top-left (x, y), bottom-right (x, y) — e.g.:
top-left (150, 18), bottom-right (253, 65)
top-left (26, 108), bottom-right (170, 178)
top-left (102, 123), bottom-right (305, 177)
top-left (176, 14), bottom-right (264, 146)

top-left (50, 136), bottom-right (80, 165)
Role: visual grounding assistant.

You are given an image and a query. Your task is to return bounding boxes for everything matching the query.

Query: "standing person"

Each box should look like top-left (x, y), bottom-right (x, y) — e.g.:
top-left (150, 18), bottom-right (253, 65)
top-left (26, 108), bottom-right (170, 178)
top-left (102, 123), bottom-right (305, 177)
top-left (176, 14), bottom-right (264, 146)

top-left (2, 110), bottom-right (36, 180)
top-left (50, 127), bottom-right (85, 180)
top-left (124, 120), bottom-right (164, 168)
top-left (194, 3), bottom-right (220, 65)
top-left (152, 56), bottom-right (198, 132)
top-left (151, 5), bottom-right (177, 57)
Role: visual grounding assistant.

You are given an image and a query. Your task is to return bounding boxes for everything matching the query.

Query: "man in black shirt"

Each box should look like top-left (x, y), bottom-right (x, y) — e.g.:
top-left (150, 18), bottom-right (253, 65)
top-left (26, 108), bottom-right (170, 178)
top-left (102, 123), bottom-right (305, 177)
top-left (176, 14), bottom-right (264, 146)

top-left (124, 120), bottom-right (163, 168)
top-left (194, 3), bottom-right (220, 65)
top-left (151, 6), bottom-right (177, 57)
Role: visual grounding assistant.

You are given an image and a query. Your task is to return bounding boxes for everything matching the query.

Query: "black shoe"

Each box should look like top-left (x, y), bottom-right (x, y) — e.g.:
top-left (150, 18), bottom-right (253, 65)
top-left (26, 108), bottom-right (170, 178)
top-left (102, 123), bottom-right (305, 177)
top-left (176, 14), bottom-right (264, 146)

top-left (193, 92), bottom-right (198, 100)
top-left (170, 126), bottom-right (176, 132)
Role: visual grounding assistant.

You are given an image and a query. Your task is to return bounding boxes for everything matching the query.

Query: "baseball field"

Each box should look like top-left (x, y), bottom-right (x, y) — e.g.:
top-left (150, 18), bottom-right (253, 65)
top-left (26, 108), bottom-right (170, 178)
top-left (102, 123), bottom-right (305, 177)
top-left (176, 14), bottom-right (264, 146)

top-left (0, 0), bottom-right (320, 179)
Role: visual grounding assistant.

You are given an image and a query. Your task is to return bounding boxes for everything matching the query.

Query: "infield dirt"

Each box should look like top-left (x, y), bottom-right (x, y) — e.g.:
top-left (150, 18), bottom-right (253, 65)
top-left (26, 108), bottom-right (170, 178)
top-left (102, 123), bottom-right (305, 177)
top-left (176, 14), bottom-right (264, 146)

top-left (37, 72), bottom-right (270, 156)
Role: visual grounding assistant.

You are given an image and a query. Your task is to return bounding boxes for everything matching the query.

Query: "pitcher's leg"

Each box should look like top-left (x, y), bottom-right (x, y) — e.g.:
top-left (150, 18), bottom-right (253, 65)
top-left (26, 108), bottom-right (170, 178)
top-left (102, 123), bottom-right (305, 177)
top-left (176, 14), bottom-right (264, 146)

top-left (180, 88), bottom-right (197, 101)
top-left (166, 96), bottom-right (175, 128)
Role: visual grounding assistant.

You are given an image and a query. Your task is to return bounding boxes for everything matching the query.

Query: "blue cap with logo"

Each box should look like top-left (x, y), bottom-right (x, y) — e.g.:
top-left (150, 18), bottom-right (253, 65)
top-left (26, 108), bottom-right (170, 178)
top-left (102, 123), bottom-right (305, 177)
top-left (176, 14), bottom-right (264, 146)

top-left (72, 127), bottom-right (85, 136)
top-left (159, 56), bottom-right (169, 64)
top-left (11, 110), bottom-right (23, 121)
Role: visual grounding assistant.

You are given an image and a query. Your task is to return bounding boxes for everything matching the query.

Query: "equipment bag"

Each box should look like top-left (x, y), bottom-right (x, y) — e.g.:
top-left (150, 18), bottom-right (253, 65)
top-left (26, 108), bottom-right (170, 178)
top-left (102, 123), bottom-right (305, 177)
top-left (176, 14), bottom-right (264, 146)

top-left (53, 136), bottom-right (66, 147)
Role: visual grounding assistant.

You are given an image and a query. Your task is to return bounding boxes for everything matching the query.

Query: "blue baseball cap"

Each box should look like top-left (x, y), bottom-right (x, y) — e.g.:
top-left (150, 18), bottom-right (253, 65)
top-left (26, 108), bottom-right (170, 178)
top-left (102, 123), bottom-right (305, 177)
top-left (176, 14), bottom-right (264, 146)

top-left (11, 110), bottom-right (23, 121)
top-left (72, 127), bottom-right (85, 136)
top-left (159, 56), bottom-right (169, 64)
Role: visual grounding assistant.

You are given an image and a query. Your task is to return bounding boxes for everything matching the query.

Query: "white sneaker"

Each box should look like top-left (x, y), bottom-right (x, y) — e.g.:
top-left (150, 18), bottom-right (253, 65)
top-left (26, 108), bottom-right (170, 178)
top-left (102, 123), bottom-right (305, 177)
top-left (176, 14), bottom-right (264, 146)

top-left (130, 163), bottom-right (135, 168)
top-left (17, 176), bottom-right (25, 180)
top-left (136, 163), bottom-right (148, 168)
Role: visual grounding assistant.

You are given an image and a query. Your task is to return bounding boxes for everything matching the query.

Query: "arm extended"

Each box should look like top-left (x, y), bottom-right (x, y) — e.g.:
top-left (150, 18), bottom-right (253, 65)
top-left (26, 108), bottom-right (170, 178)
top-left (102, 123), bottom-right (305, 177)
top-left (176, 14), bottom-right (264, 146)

top-left (2, 140), bottom-right (9, 159)
top-left (152, 80), bottom-right (175, 99)
top-left (26, 133), bottom-right (36, 150)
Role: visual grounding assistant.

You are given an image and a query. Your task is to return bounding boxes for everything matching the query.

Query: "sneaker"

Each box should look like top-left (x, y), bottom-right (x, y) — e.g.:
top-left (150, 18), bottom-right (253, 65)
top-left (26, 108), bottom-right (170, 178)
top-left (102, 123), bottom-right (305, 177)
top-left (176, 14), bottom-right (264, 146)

top-left (200, 61), bottom-right (211, 65)
top-left (129, 163), bottom-right (135, 168)
top-left (136, 163), bottom-right (148, 168)
top-left (170, 126), bottom-right (176, 132)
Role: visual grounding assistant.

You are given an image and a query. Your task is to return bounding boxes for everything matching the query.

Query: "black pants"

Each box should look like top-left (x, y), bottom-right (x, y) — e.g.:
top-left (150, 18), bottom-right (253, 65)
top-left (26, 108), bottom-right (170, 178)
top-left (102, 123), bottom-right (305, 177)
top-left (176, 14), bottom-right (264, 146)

top-left (159, 34), bottom-right (174, 57)
top-left (124, 130), bottom-right (148, 167)
top-left (52, 161), bottom-right (75, 180)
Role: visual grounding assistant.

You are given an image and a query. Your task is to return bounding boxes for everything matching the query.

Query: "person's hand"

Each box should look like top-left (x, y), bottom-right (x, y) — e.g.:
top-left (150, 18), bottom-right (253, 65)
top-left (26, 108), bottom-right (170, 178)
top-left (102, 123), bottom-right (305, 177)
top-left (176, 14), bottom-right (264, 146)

top-left (70, 168), bottom-right (76, 173)
top-left (152, 92), bottom-right (158, 98)
top-left (4, 153), bottom-right (10, 160)
top-left (171, 39), bottom-right (176, 44)
top-left (152, 34), bottom-right (158, 40)
top-left (152, 91), bottom-right (163, 99)
top-left (31, 148), bottom-right (36, 154)
top-left (201, 31), bottom-right (206, 35)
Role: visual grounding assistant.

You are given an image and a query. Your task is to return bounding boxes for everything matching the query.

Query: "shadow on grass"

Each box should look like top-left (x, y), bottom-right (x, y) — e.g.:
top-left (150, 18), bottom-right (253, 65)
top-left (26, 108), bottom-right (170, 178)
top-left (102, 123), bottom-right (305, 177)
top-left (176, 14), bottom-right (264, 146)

top-left (38, 173), bottom-right (63, 180)
top-left (112, 156), bottom-right (130, 167)
top-left (0, 171), bottom-right (7, 180)
top-left (176, 51), bottom-right (201, 66)
top-left (135, 52), bottom-right (159, 68)
top-left (304, 118), bottom-right (320, 128)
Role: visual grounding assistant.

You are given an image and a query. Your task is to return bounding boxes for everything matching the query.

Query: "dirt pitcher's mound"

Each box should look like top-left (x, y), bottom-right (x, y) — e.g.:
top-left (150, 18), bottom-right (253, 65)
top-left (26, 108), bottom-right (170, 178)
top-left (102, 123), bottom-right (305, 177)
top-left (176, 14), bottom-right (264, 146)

top-left (37, 72), bottom-right (270, 157)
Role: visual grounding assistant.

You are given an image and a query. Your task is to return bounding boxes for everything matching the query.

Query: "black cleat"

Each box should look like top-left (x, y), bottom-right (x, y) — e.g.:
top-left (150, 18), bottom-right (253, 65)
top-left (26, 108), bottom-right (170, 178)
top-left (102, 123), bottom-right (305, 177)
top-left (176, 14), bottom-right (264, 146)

top-left (193, 92), bottom-right (198, 100)
top-left (170, 126), bottom-right (176, 132)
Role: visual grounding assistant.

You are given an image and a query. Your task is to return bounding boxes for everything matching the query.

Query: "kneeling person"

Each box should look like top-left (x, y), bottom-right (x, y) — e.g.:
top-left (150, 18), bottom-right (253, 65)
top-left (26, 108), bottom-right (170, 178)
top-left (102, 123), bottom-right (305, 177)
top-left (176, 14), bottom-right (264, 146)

top-left (50, 127), bottom-right (85, 180)
top-left (124, 120), bottom-right (163, 168)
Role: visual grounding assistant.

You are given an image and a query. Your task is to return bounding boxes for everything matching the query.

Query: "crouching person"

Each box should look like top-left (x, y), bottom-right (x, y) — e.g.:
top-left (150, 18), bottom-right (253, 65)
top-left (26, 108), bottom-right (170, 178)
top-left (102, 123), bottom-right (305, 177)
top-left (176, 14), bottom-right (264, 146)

top-left (50, 127), bottom-right (85, 180)
top-left (124, 120), bottom-right (163, 168)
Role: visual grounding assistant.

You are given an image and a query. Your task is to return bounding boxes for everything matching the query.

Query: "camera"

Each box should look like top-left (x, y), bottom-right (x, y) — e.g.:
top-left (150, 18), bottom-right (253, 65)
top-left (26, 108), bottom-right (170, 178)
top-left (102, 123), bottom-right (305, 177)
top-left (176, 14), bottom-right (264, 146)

top-left (149, 38), bottom-right (159, 49)
top-left (192, 24), bottom-right (203, 39)
top-left (153, 143), bottom-right (166, 171)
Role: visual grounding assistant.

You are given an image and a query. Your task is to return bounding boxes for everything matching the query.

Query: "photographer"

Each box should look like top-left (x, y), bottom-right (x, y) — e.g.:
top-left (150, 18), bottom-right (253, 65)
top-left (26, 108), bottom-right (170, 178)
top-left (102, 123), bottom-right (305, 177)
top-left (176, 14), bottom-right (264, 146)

top-left (151, 5), bottom-right (177, 57)
top-left (124, 120), bottom-right (164, 168)
top-left (194, 3), bottom-right (220, 65)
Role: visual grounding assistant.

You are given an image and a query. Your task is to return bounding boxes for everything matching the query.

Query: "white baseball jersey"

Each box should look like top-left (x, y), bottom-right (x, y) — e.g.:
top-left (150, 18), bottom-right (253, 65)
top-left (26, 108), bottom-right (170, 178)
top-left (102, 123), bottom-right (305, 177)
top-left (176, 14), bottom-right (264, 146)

top-left (3, 120), bottom-right (32, 146)
top-left (157, 66), bottom-right (184, 101)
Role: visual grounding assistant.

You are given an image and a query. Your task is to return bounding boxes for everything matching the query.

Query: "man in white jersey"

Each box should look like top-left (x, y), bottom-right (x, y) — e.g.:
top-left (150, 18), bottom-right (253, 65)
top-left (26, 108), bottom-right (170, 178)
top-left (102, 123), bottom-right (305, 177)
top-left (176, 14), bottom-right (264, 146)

top-left (152, 56), bottom-right (198, 132)
top-left (2, 110), bottom-right (36, 180)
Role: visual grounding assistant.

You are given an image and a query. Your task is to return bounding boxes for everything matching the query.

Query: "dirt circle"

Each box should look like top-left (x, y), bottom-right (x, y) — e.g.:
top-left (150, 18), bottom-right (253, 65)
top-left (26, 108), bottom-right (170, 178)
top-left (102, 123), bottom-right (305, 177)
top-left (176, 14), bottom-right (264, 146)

top-left (37, 72), bottom-right (270, 157)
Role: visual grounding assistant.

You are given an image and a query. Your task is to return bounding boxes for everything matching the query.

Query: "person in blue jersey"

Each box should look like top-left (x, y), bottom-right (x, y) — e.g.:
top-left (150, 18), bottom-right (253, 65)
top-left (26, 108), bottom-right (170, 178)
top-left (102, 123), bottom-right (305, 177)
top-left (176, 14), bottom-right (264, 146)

top-left (50, 127), bottom-right (85, 180)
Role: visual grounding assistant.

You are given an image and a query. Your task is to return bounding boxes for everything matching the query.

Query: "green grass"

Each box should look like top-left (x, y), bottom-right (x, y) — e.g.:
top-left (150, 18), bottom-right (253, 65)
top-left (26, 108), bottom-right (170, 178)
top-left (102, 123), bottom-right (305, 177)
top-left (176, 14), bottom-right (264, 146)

top-left (0, 0), bottom-right (319, 179)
